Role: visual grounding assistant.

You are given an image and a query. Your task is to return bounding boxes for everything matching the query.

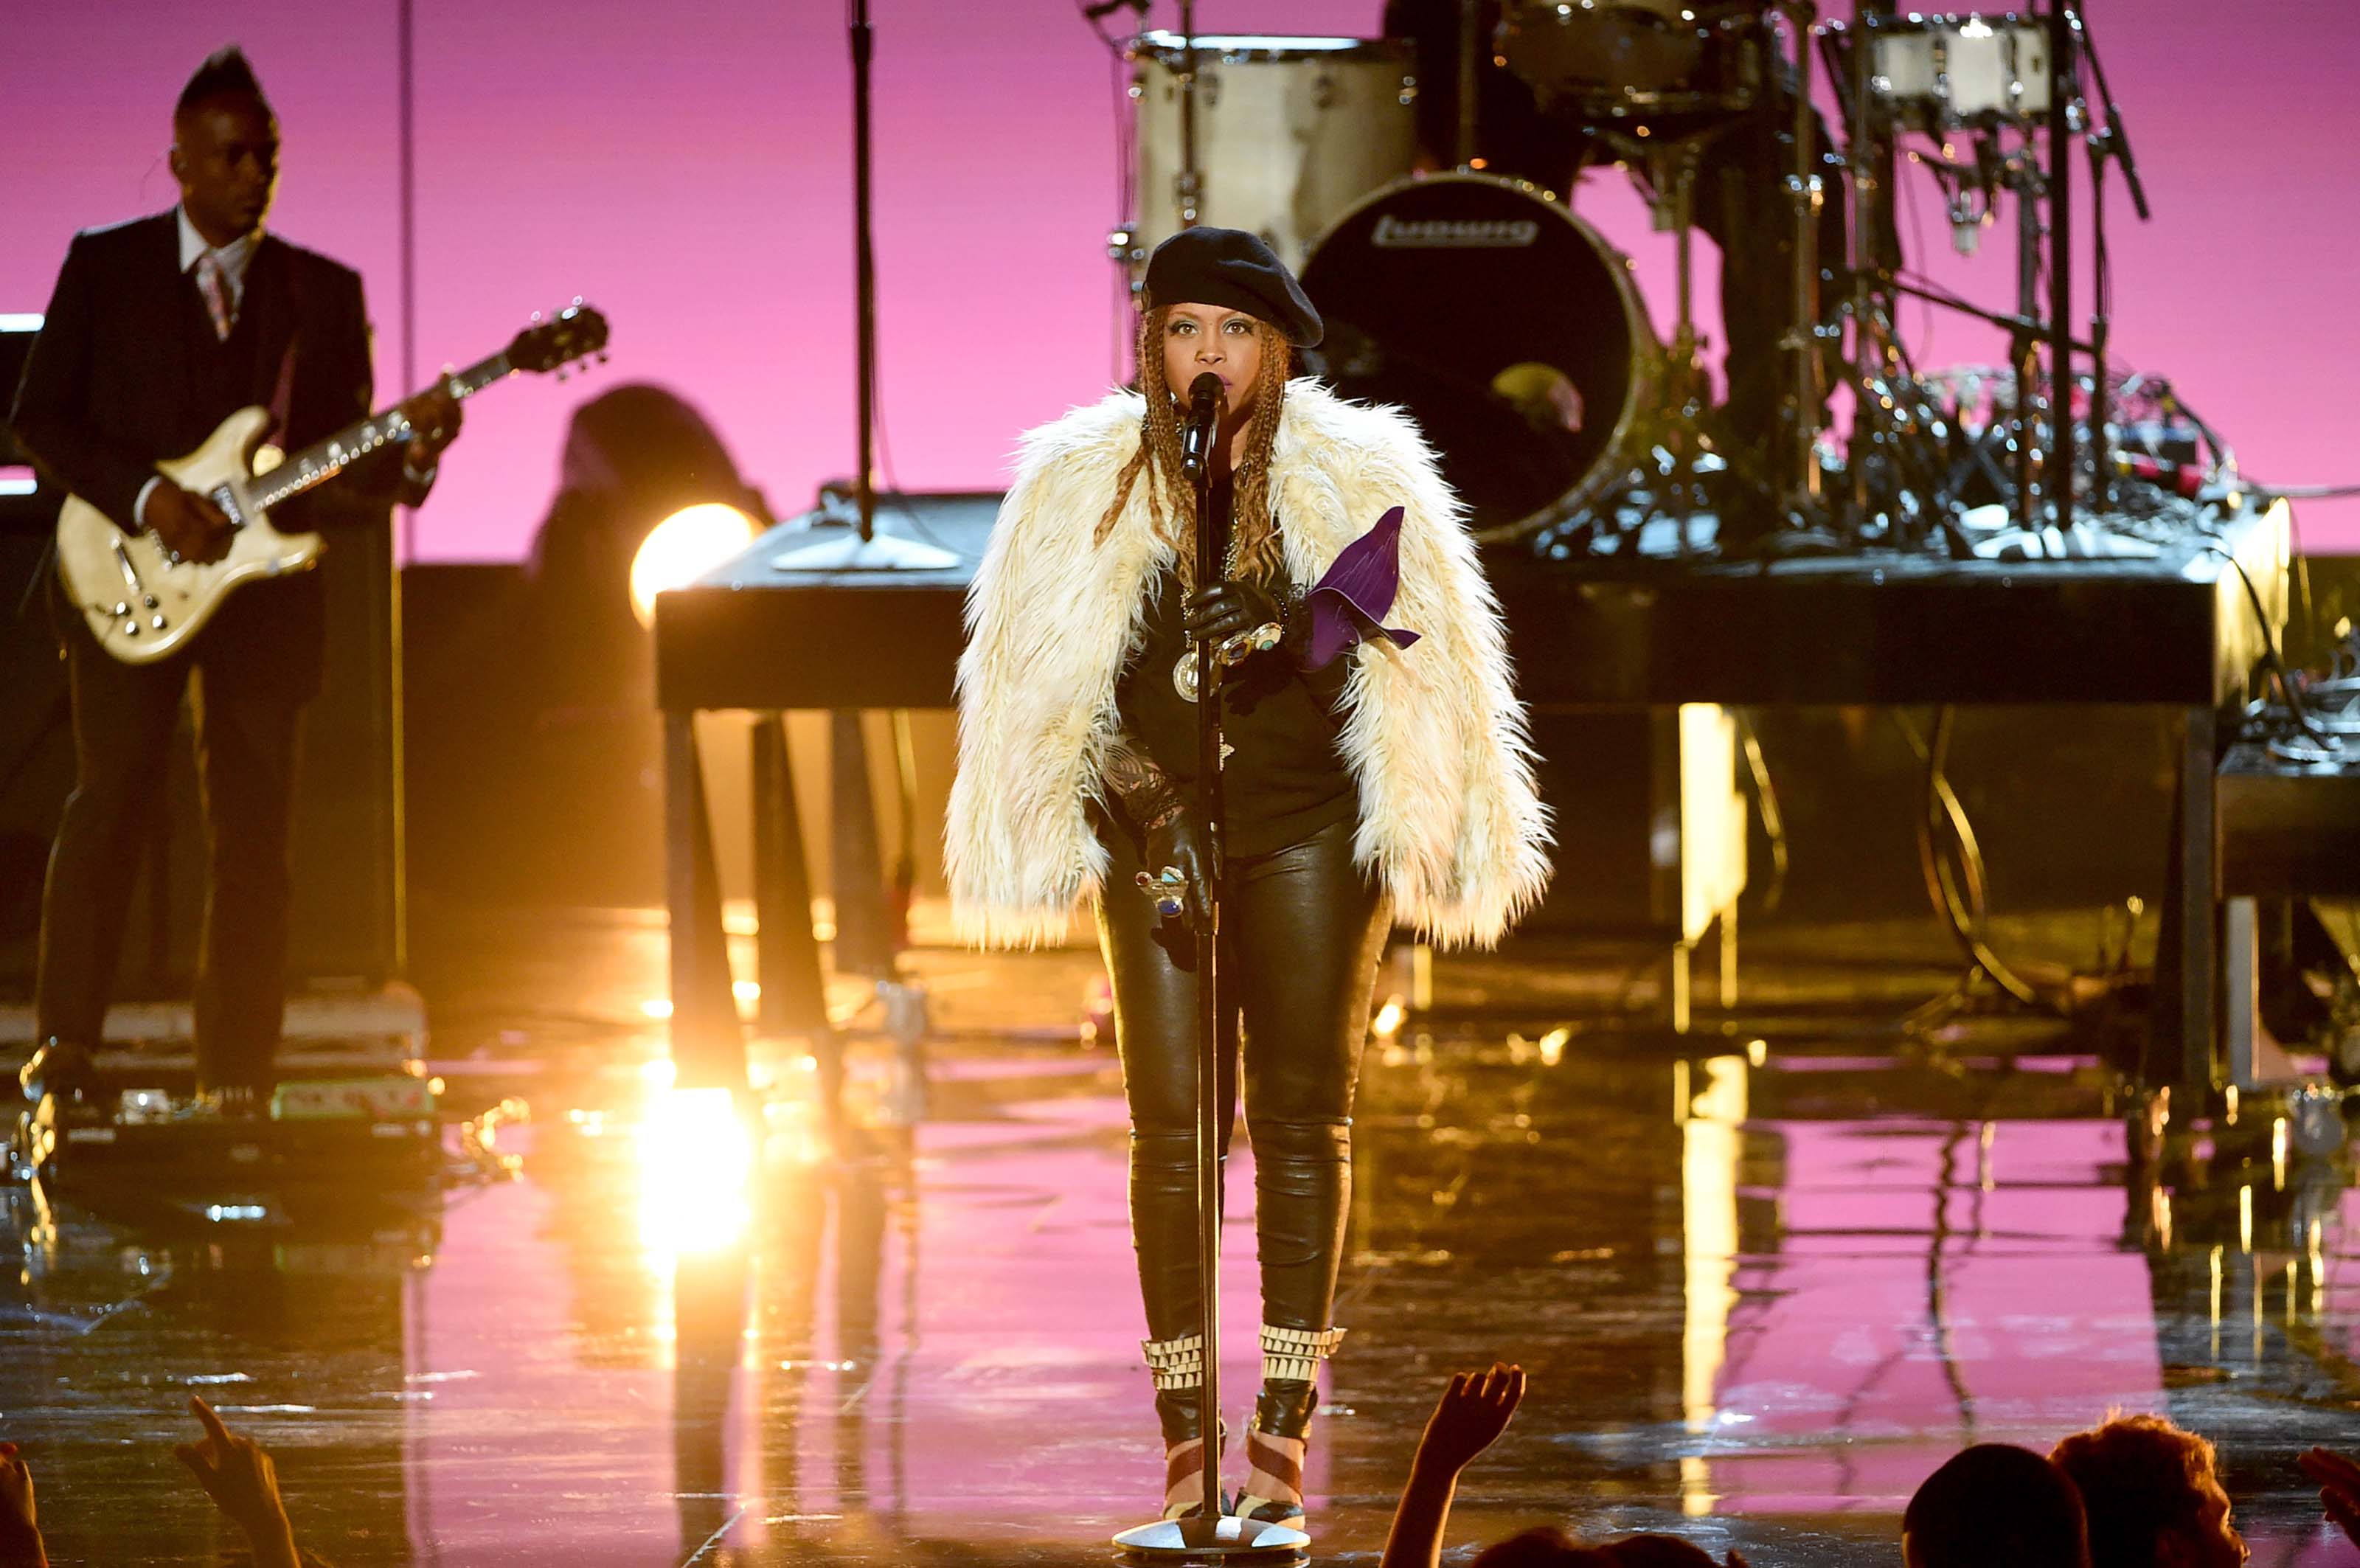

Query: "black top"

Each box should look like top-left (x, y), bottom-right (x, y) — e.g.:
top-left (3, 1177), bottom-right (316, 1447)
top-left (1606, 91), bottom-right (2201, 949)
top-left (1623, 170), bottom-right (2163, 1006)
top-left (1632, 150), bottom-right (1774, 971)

top-left (1115, 475), bottom-right (1358, 859)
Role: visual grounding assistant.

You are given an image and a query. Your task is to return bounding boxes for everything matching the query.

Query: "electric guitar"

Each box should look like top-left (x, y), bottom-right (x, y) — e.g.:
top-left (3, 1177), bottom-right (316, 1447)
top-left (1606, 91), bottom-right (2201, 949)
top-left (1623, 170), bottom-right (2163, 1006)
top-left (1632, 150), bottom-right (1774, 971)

top-left (57, 301), bottom-right (610, 665)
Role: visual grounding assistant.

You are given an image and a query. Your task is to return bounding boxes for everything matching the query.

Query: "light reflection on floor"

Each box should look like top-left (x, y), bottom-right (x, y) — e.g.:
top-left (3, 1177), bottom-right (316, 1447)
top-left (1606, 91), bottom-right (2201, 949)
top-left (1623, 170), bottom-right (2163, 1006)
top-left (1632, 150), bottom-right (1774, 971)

top-left (8, 925), bottom-right (2360, 1564)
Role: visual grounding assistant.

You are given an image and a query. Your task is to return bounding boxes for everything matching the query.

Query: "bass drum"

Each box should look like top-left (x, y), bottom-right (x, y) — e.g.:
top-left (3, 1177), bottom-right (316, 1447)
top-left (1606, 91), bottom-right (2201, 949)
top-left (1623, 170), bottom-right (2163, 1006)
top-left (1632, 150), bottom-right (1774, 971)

top-left (1299, 174), bottom-right (1658, 542)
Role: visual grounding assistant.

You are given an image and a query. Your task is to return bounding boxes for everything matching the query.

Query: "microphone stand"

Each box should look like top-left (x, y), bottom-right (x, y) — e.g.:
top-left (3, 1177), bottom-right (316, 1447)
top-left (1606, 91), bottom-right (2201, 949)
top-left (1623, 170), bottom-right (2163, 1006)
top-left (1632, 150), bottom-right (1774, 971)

top-left (1189, 433), bottom-right (1226, 1549)
top-left (1114, 412), bottom-right (1305, 1564)
top-left (774, 0), bottom-right (957, 572)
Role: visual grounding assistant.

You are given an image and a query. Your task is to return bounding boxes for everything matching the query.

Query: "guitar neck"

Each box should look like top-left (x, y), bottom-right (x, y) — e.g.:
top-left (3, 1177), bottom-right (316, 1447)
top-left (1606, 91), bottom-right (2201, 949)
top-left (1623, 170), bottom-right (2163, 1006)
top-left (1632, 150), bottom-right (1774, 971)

top-left (246, 350), bottom-right (513, 513)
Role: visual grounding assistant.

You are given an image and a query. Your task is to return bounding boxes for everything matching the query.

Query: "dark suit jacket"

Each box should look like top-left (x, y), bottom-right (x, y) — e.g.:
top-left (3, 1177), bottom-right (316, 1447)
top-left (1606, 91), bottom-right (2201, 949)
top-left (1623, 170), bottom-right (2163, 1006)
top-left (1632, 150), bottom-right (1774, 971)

top-left (5, 212), bottom-right (427, 687)
top-left (6, 210), bottom-right (426, 533)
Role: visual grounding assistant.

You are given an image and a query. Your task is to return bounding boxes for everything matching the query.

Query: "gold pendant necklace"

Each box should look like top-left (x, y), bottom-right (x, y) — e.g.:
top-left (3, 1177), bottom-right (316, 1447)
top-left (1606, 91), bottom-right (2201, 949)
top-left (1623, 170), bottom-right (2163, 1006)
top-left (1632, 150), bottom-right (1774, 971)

top-left (1174, 516), bottom-right (1245, 704)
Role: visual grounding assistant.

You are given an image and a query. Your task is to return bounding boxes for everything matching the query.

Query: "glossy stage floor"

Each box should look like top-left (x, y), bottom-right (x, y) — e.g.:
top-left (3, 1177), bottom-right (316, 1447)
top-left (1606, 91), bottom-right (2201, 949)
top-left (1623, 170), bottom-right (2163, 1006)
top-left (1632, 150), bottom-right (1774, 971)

top-left (7, 908), bottom-right (2360, 1566)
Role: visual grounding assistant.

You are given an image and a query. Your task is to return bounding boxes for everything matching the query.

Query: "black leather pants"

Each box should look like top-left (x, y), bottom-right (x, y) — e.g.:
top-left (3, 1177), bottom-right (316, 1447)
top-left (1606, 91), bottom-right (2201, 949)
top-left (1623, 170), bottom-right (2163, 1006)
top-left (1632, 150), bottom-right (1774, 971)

top-left (1095, 815), bottom-right (1390, 1442)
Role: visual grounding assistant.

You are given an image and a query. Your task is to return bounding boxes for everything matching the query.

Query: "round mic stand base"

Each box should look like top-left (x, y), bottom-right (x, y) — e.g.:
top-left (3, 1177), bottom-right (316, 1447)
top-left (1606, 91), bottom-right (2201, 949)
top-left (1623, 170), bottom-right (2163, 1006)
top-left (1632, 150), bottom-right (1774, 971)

top-left (1112, 1514), bottom-right (1312, 1563)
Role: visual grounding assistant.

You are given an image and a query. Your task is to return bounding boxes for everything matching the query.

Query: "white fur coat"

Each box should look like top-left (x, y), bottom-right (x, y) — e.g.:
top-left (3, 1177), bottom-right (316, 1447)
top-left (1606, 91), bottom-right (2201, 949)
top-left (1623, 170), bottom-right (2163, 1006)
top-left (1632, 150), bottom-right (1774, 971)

top-left (945, 378), bottom-right (1551, 950)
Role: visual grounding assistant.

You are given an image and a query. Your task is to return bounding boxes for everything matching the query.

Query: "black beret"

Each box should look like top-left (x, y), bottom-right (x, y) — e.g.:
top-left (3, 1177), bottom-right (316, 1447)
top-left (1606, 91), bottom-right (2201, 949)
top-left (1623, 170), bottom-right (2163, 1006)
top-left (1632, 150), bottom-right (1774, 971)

top-left (1142, 227), bottom-right (1323, 348)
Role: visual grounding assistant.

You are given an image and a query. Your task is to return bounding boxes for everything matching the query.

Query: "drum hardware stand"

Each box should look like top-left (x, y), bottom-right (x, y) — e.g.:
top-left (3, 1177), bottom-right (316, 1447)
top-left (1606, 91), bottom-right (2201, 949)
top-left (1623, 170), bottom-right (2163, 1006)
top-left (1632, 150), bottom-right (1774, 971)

top-left (1102, 4), bottom-right (1204, 294)
top-left (2044, 0), bottom-right (2080, 530)
top-left (1175, 0), bottom-right (1204, 233)
top-left (1819, 4), bottom-right (1971, 550)
top-left (1603, 124), bottom-right (1735, 556)
top-left (1113, 437), bottom-right (1308, 1568)
top-left (1833, 0), bottom-right (1897, 544)
top-left (1771, 0), bottom-right (1829, 525)
top-left (2077, 1), bottom-right (2152, 511)
top-left (2006, 128), bottom-right (2050, 534)
top-left (1900, 125), bottom-right (2048, 535)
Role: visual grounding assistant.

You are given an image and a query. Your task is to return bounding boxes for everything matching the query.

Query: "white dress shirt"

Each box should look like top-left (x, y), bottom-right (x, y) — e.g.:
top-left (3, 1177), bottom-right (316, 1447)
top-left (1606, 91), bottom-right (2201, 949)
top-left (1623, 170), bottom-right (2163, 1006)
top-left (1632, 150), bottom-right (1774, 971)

top-left (133, 208), bottom-right (265, 528)
top-left (133, 209), bottom-right (436, 533)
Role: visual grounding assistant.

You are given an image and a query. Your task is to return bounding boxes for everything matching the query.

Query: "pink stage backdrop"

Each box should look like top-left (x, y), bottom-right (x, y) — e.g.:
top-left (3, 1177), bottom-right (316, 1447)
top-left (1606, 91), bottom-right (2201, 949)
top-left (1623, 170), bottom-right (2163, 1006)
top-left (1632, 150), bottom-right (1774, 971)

top-left (6, 2), bottom-right (2359, 558)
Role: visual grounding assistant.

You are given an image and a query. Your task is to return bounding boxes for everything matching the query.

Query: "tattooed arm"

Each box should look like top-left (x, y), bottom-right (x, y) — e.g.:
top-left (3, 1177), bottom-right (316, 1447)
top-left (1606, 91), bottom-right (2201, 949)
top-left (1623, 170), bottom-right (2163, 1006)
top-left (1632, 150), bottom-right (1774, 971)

top-left (1103, 726), bottom-right (1187, 833)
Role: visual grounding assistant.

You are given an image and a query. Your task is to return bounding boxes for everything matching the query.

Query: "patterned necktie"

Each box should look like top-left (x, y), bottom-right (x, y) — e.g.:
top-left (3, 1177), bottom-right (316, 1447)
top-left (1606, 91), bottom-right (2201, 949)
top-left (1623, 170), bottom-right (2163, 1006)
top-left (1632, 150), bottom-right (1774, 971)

top-left (194, 251), bottom-right (235, 341)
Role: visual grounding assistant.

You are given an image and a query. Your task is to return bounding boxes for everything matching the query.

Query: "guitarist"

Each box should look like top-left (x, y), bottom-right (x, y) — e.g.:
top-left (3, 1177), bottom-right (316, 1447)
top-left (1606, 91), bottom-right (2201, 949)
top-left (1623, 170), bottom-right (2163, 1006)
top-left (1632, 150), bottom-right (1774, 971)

top-left (5, 46), bottom-right (462, 1115)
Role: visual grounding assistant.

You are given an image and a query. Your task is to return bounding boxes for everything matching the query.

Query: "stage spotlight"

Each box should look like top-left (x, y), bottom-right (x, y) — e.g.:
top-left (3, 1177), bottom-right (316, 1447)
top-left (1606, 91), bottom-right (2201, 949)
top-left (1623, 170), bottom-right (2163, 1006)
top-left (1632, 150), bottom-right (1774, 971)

top-left (637, 1085), bottom-right (754, 1257)
top-left (628, 502), bottom-right (759, 628)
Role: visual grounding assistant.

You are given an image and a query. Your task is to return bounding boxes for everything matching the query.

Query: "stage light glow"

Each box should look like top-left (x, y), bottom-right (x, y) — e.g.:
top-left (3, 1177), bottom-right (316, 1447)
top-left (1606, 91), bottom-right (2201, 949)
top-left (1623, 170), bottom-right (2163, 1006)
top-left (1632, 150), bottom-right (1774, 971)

top-left (637, 1086), bottom-right (754, 1257)
top-left (1681, 1054), bottom-right (1745, 1471)
top-left (629, 502), bottom-right (758, 628)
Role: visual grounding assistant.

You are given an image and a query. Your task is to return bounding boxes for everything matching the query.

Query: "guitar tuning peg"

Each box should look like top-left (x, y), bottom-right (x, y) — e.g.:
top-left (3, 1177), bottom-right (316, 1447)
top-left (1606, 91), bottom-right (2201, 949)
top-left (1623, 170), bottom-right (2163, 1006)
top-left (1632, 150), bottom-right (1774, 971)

top-left (572, 295), bottom-right (584, 307)
top-left (530, 310), bottom-right (544, 322)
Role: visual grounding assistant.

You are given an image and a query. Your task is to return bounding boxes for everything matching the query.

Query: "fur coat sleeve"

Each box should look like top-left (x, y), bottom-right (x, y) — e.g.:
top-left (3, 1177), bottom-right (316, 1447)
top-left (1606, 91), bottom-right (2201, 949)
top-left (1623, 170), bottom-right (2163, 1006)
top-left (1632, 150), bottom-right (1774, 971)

top-left (1275, 388), bottom-right (1552, 948)
top-left (946, 382), bottom-right (1552, 950)
top-left (943, 395), bottom-right (1154, 948)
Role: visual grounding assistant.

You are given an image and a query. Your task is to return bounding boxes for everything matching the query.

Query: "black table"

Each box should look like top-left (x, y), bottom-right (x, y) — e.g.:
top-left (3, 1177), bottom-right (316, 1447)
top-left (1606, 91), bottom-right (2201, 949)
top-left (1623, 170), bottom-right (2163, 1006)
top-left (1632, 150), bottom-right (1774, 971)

top-left (655, 493), bottom-right (2292, 1089)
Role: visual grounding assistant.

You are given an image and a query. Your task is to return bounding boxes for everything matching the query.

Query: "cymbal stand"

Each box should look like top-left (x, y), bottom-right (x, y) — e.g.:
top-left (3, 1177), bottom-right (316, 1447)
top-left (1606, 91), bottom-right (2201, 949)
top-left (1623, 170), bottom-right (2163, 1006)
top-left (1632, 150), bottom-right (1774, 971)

top-left (1176, 0), bottom-right (1203, 232)
top-left (1822, 6), bottom-right (1951, 549)
top-left (2006, 128), bottom-right (2049, 534)
top-left (2045, 0), bottom-right (2079, 528)
top-left (1827, 4), bottom-right (1937, 543)
top-left (1603, 125), bottom-right (1726, 556)
top-left (2079, 1), bottom-right (2154, 510)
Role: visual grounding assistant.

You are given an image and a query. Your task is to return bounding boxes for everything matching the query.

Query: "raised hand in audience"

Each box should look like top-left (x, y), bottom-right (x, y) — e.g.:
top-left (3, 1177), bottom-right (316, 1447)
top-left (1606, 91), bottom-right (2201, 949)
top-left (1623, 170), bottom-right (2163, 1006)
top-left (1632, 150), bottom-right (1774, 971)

top-left (2297, 1448), bottom-right (2360, 1545)
top-left (173, 1396), bottom-right (300, 1568)
top-left (1381, 1363), bottom-right (1529, 1568)
top-left (1420, 1364), bottom-right (1529, 1475)
top-left (0, 1442), bottom-right (44, 1568)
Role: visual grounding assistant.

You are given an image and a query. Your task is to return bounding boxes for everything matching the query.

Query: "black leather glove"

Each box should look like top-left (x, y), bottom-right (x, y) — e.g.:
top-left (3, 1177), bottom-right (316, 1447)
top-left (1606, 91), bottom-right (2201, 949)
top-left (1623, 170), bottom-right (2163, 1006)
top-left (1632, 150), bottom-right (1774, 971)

top-left (1184, 579), bottom-right (1291, 648)
top-left (1145, 802), bottom-right (1219, 931)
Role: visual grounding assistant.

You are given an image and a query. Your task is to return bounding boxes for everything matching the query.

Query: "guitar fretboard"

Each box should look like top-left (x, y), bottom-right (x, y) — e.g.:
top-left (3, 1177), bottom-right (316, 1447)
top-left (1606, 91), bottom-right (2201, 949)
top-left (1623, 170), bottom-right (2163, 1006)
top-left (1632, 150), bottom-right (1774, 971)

top-left (245, 351), bottom-right (514, 513)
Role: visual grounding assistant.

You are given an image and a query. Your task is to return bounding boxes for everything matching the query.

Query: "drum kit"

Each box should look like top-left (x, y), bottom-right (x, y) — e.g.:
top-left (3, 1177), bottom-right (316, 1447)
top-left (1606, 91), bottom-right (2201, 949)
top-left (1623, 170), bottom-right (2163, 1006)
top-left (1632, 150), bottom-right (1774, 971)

top-left (1108, 1), bottom-right (2155, 560)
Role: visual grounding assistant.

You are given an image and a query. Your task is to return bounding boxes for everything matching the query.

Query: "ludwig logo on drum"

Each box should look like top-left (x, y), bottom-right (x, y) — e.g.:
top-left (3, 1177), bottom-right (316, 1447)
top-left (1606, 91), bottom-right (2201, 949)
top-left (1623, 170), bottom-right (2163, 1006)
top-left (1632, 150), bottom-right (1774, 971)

top-left (1370, 215), bottom-right (1541, 249)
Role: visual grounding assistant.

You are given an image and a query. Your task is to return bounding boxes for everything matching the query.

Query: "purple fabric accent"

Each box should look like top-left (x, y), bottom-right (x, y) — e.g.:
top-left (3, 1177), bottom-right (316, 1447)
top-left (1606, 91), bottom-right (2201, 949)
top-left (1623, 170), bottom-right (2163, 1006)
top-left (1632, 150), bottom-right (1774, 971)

top-left (1305, 506), bottom-right (1422, 670)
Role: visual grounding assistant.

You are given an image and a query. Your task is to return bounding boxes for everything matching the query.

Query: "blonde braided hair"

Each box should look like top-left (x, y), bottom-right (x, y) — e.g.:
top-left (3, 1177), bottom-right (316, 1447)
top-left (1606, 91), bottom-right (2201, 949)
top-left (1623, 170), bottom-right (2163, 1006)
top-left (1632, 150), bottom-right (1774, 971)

top-left (1095, 305), bottom-right (1294, 589)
